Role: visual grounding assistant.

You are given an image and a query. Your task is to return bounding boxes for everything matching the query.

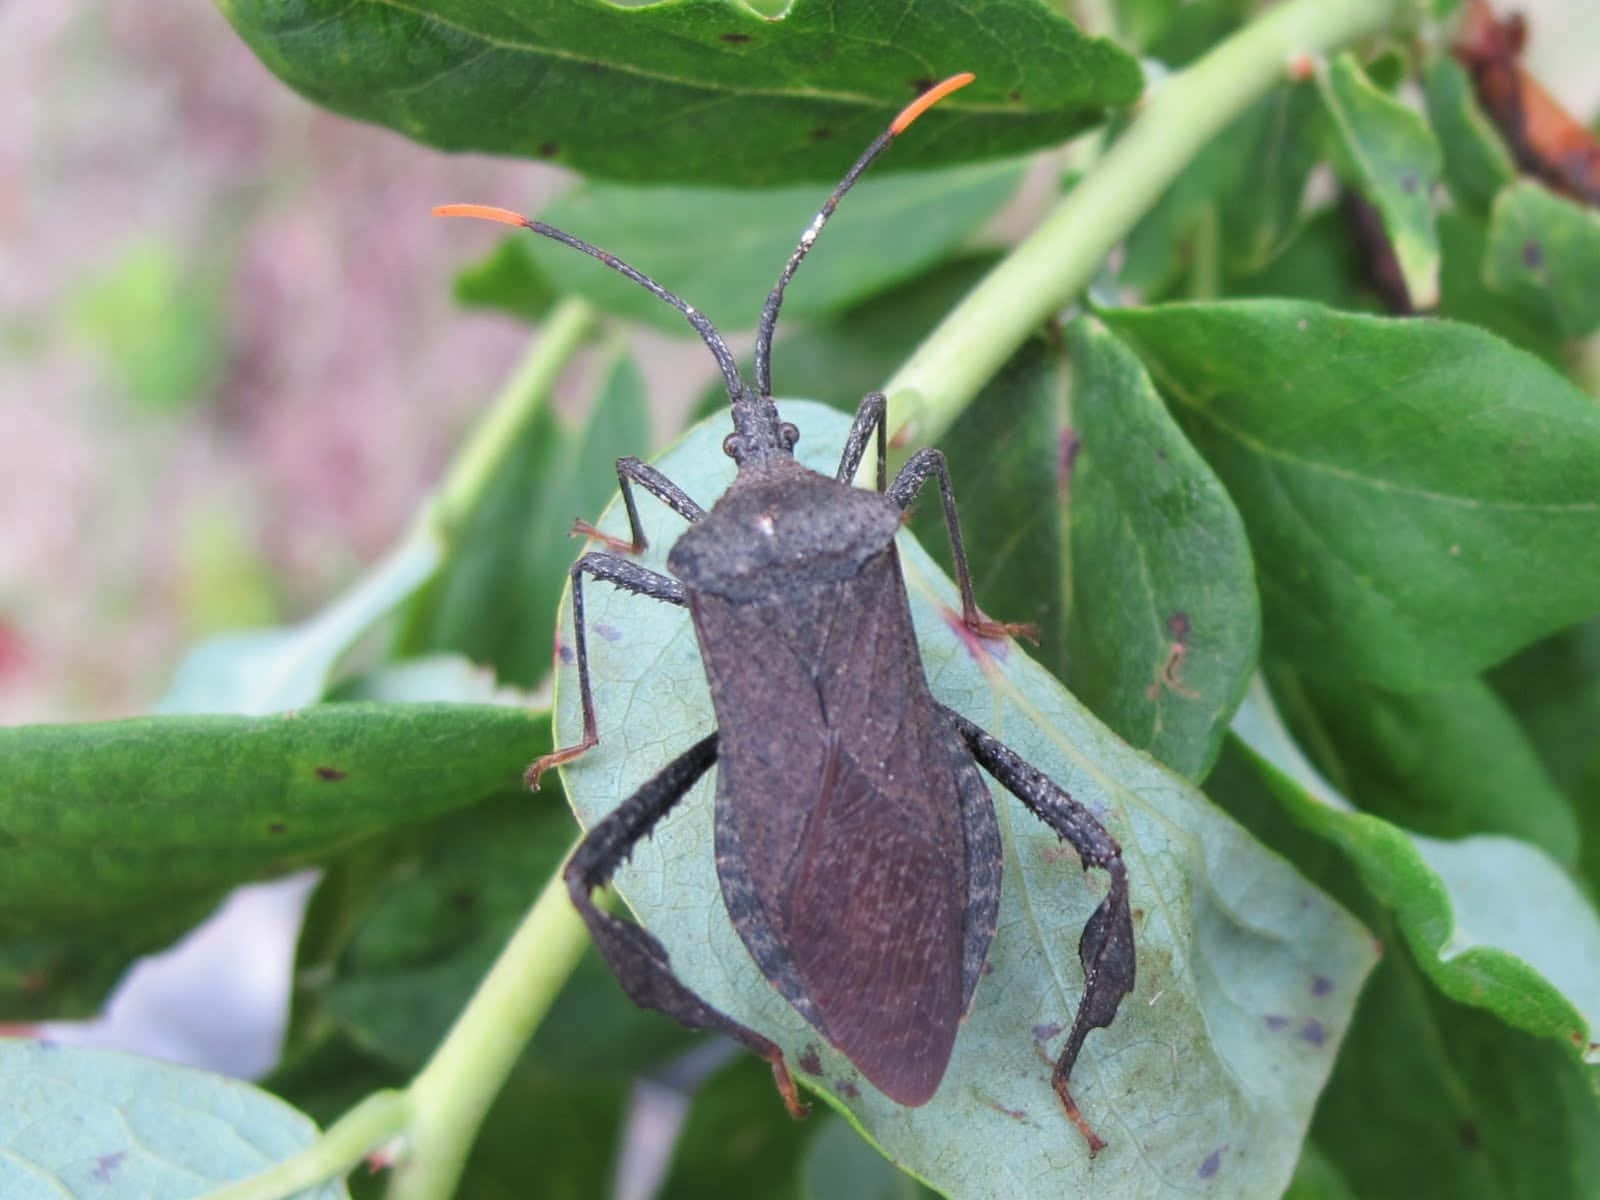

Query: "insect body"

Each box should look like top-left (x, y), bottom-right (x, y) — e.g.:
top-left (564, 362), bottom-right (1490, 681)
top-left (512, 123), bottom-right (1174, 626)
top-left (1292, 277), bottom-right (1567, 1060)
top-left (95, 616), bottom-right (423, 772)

top-left (438, 73), bottom-right (1135, 1153)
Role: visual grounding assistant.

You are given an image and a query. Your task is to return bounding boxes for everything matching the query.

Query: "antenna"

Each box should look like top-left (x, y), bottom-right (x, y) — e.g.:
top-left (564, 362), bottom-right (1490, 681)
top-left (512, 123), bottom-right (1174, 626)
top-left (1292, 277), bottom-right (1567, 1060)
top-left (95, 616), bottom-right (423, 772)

top-left (752, 72), bottom-right (975, 398)
top-left (432, 204), bottom-right (747, 404)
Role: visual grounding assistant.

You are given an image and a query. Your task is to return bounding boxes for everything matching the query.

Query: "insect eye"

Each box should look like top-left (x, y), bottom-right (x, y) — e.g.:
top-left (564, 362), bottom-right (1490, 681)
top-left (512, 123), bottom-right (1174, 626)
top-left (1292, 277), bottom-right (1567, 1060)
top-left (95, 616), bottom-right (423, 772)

top-left (780, 422), bottom-right (800, 450)
top-left (722, 432), bottom-right (744, 460)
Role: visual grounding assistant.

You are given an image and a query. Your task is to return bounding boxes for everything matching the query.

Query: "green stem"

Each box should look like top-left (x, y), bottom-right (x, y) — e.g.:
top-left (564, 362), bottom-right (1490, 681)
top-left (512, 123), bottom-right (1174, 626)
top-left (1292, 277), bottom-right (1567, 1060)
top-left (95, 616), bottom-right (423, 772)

top-left (200, 1091), bottom-right (409, 1200)
top-left (429, 297), bottom-right (597, 538)
top-left (882, 0), bottom-right (1397, 446)
top-left (387, 846), bottom-right (590, 1200)
top-left (197, 855), bottom-right (588, 1200)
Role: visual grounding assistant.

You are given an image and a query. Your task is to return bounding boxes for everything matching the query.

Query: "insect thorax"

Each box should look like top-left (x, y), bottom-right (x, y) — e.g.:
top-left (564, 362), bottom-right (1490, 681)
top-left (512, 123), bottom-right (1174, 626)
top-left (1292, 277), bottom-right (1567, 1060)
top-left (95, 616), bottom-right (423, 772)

top-left (667, 460), bottom-right (903, 603)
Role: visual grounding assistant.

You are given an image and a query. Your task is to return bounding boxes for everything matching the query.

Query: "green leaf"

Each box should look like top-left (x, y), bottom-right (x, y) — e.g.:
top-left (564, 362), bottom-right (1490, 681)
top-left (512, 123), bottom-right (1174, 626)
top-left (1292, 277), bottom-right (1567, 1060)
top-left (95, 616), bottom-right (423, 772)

top-left (1421, 55), bottom-right (1515, 216)
top-left (1311, 937), bottom-right (1600, 1199)
top-left (1121, 82), bottom-right (1321, 297)
top-left (451, 236), bottom-right (558, 323)
top-left (1062, 316), bottom-right (1258, 780)
top-left (691, 253), bottom-right (1001, 422)
top-left (1490, 617), bottom-right (1600, 898)
top-left (1227, 207), bottom-right (1373, 310)
top-left (529, 161), bottom-right (1024, 337)
top-left (216, 0), bottom-right (1141, 186)
top-left (1100, 300), bottom-right (1600, 690)
top-left (1268, 665), bottom-right (1578, 865)
top-left (659, 1055), bottom-right (817, 1200)
top-left (159, 530), bottom-right (443, 714)
top-left (309, 788), bottom-right (696, 1199)
top-left (1482, 179), bottom-right (1600, 339)
top-left (1231, 678), bottom-right (1600, 1061)
top-left (1436, 208), bottom-right (1567, 364)
top-left (0, 1040), bottom-right (342, 1199)
top-left (1283, 1141), bottom-right (1359, 1200)
top-left (0, 703), bottom-right (541, 954)
top-left (399, 351), bottom-right (650, 686)
top-left (1315, 53), bottom-right (1443, 309)
top-left (1211, 733), bottom-right (1600, 1198)
top-left (554, 402), bottom-right (1377, 1198)
top-left (797, 1116), bottom-right (935, 1200)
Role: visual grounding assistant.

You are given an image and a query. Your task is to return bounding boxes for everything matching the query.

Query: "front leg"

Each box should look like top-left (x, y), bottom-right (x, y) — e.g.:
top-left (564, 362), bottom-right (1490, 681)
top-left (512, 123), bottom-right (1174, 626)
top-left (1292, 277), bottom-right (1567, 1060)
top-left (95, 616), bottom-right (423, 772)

top-left (565, 732), bottom-right (807, 1117)
top-left (888, 449), bottom-right (1035, 641)
top-left (528, 552), bottom-right (686, 787)
top-left (941, 705), bottom-right (1134, 1158)
top-left (834, 392), bottom-right (888, 493)
top-left (573, 456), bottom-right (706, 554)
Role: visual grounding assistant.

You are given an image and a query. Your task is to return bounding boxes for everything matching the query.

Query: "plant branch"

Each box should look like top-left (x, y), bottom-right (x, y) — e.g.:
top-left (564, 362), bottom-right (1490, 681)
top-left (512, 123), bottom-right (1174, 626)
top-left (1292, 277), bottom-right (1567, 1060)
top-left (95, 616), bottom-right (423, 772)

top-left (386, 846), bottom-right (589, 1199)
top-left (200, 1090), bottom-right (408, 1200)
top-left (882, 0), bottom-right (1399, 446)
top-left (196, 854), bottom-right (588, 1200)
top-left (429, 297), bottom-right (597, 538)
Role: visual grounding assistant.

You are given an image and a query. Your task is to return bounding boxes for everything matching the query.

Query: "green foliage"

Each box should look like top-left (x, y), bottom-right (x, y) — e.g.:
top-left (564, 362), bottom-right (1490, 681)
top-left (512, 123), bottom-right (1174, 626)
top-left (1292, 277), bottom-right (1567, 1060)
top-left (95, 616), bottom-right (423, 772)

top-left (9, 1), bottom-right (1600, 1197)
top-left (216, 0), bottom-right (1141, 185)
top-left (1315, 53), bottom-right (1443, 308)
top-left (523, 161), bottom-right (1025, 337)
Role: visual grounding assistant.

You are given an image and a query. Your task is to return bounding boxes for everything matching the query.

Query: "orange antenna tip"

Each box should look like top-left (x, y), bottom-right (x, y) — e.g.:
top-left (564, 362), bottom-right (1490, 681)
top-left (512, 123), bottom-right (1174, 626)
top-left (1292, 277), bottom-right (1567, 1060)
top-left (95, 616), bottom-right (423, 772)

top-left (432, 203), bottom-right (530, 228)
top-left (890, 72), bottom-right (975, 134)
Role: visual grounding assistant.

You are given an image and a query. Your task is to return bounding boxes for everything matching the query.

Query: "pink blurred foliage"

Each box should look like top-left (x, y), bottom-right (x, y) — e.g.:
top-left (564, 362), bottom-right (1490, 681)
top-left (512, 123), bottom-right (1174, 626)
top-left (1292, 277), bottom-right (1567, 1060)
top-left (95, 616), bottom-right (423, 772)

top-left (1, 0), bottom-right (558, 722)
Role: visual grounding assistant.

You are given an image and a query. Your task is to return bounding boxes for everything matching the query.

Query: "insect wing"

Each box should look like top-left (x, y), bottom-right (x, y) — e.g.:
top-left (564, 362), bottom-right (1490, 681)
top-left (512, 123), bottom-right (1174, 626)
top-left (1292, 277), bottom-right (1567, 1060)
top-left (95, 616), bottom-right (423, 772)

top-left (781, 734), bottom-right (968, 1104)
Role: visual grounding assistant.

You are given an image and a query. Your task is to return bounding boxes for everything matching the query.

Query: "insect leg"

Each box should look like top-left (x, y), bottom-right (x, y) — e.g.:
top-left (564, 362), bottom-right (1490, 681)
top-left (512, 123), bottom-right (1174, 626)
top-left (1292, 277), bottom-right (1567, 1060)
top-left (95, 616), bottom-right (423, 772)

top-left (574, 456), bottom-right (706, 554)
top-left (528, 552), bottom-right (686, 788)
top-left (940, 705), bottom-right (1134, 1158)
top-left (833, 392), bottom-right (887, 493)
top-left (887, 450), bottom-right (1035, 640)
top-left (564, 731), bottom-right (808, 1118)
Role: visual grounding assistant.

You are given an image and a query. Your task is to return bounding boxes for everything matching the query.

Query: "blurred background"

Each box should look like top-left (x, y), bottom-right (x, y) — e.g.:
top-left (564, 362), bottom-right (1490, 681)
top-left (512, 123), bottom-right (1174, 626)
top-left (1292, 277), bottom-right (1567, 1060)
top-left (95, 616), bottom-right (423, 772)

top-left (3, 0), bottom-right (1595, 1095)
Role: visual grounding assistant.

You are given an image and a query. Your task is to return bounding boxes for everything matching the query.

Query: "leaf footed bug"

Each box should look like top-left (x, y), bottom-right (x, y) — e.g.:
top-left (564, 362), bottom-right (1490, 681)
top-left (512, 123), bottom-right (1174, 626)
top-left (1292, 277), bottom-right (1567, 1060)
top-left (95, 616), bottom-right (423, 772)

top-left (436, 74), bottom-right (1135, 1154)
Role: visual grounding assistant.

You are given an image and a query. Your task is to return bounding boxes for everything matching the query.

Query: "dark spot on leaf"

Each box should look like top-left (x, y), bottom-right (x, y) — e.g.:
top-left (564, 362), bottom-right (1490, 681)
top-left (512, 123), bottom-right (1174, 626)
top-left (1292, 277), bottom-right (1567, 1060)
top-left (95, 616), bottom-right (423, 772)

top-left (1460, 1119), bottom-right (1480, 1149)
top-left (1057, 429), bottom-right (1081, 497)
top-left (595, 623), bottom-right (623, 643)
top-left (1299, 1018), bottom-right (1326, 1046)
top-left (449, 888), bottom-right (478, 914)
top-left (839, 1080), bottom-right (860, 1099)
top-left (1167, 612), bottom-right (1191, 640)
top-left (1400, 172), bottom-right (1419, 193)
top-left (719, 31), bottom-right (752, 42)
top-left (538, 141), bottom-right (560, 159)
top-left (910, 77), bottom-right (937, 94)
top-left (1522, 239), bottom-right (1544, 269)
top-left (268, 821), bottom-right (287, 835)
top-left (315, 765), bottom-right (346, 781)
top-left (1033, 1021), bottom-right (1062, 1040)
top-left (1132, 907), bottom-right (1145, 923)
top-left (1264, 1014), bottom-right (1290, 1032)
top-left (1311, 974), bottom-right (1333, 997)
top-left (1198, 1148), bottom-right (1223, 1179)
top-left (1008, 89), bottom-right (1022, 103)
top-left (94, 1152), bottom-right (127, 1182)
top-left (798, 1045), bottom-right (823, 1075)
top-left (557, 643), bottom-right (575, 665)
top-left (809, 126), bottom-right (833, 142)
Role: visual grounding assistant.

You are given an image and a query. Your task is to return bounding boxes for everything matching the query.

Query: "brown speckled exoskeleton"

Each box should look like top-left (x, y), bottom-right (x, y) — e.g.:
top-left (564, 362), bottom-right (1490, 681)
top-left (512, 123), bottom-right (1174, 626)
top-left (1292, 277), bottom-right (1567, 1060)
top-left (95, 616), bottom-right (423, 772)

top-left (437, 73), bottom-right (1135, 1155)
